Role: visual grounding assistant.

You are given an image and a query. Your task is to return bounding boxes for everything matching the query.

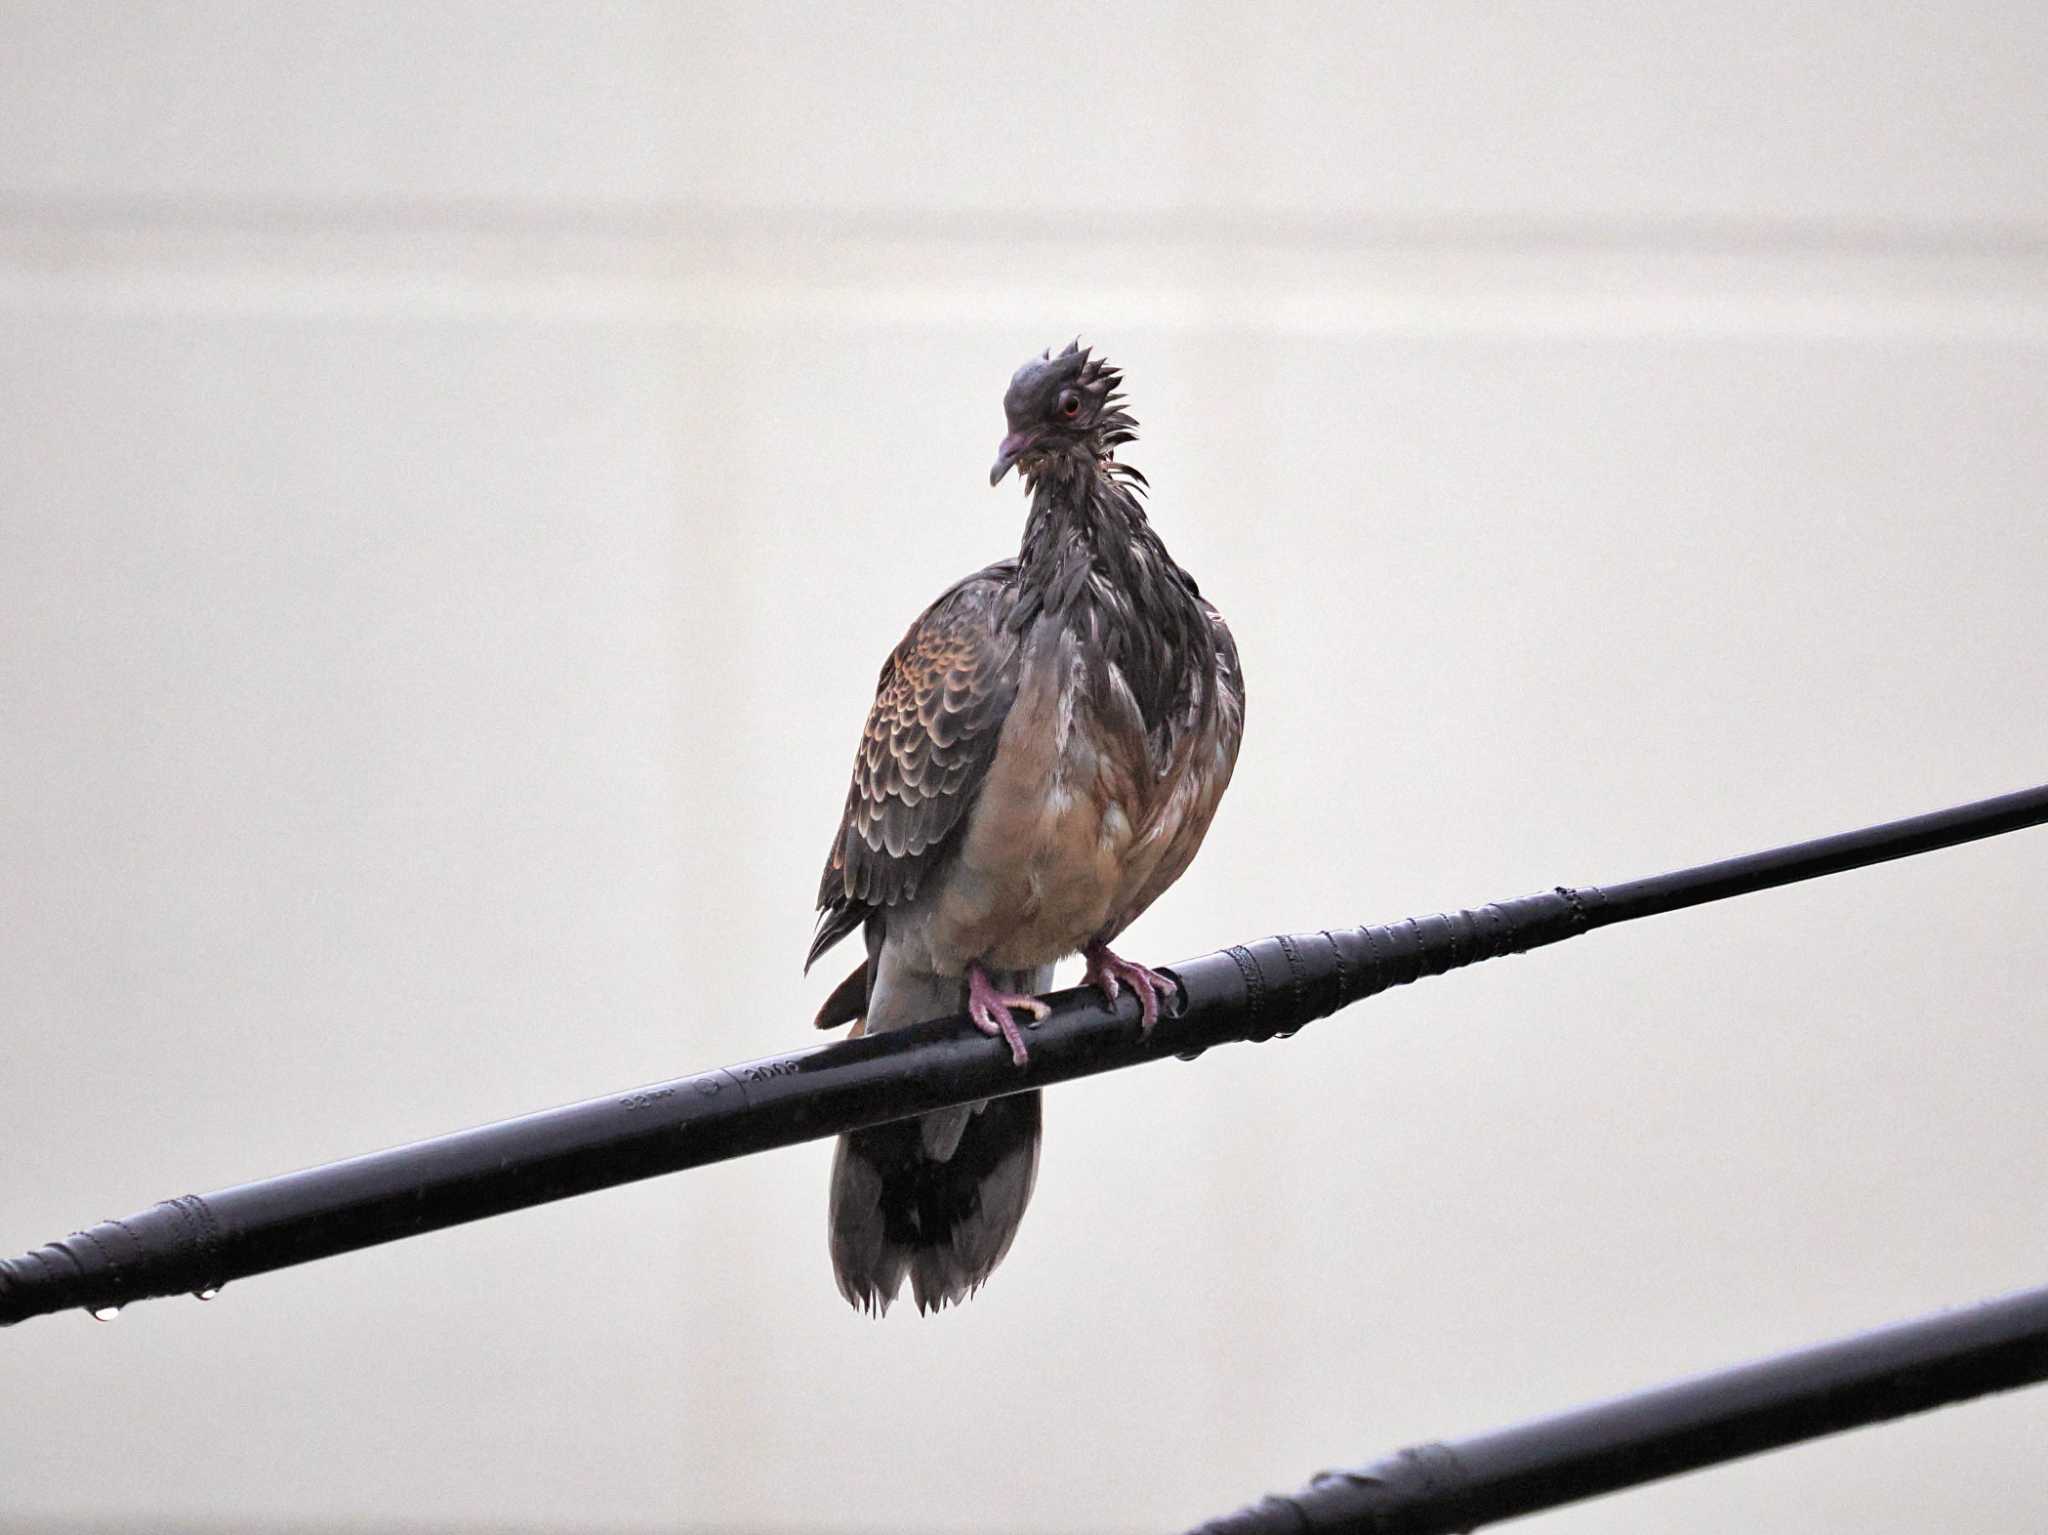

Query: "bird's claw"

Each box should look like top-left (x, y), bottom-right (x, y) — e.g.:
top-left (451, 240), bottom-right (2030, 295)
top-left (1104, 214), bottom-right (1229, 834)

top-left (1083, 945), bottom-right (1177, 1034)
top-left (967, 965), bottom-right (1049, 1067)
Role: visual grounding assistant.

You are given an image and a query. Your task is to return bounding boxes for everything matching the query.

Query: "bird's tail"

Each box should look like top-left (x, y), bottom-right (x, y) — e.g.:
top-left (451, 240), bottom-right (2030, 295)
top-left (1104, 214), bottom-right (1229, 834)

top-left (826, 961), bottom-right (1049, 1316)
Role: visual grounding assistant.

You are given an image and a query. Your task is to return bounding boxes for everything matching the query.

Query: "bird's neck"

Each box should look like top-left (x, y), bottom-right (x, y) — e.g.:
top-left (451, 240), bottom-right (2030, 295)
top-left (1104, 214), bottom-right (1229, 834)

top-left (1012, 451), bottom-right (1214, 735)
top-left (1016, 452), bottom-right (1164, 590)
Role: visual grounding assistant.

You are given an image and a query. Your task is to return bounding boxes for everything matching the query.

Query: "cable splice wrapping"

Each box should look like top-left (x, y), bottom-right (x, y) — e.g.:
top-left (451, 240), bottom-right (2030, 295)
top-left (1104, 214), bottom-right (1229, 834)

top-left (1176, 889), bottom-right (1587, 1047)
top-left (0, 1196), bottom-right (227, 1323)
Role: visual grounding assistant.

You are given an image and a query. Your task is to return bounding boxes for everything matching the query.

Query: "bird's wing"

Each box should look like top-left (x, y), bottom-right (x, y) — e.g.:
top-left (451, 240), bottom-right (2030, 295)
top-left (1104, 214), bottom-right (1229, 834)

top-left (807, 560), bottom-right (1023, 972)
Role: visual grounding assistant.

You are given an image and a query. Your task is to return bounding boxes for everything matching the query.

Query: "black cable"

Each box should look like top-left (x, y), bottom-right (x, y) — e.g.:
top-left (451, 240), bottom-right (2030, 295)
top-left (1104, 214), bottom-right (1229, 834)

top-left (1186, 1280), bottom-right (2048, 1533)
top-left (3, 782), bottom-right (2044, 1329)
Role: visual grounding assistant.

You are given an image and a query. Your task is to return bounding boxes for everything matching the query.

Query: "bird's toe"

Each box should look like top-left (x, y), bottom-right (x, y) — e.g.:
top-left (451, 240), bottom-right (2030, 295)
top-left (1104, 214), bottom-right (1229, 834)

top-left (1085, 946), bottom-right (1178, 1033)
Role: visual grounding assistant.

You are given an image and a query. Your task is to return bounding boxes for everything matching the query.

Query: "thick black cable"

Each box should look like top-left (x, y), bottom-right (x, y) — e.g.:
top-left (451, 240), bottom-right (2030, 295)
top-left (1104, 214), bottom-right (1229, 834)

top-left (2, 782), bottom-right (2044, 1329)
top-left (1186, 1280), bottom-right (2048, 1533)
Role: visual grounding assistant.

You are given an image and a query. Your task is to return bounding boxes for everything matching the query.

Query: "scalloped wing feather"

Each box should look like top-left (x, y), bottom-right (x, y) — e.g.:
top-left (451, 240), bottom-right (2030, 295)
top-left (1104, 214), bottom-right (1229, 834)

top-left (807, 560), bottom-right (1023, 970)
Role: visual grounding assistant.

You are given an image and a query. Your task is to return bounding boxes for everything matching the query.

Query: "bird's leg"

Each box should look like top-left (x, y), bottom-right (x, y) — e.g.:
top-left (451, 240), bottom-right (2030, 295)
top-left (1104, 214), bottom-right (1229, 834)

top-left (1083, 942), bottom-right (1178, 1034)
top-left (966, 962), bottom-right (1050, 1067)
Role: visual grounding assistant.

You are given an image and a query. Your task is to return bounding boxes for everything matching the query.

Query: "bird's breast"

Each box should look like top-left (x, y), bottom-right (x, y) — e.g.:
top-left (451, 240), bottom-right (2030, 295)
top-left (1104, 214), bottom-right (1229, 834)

top-left (925, 637), bottom-right (1195, 972)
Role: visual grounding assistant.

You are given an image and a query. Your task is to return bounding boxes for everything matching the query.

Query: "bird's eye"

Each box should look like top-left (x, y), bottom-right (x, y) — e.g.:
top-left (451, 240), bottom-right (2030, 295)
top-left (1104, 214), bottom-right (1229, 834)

top-left (1058, 391), bottom-right (1081, 419)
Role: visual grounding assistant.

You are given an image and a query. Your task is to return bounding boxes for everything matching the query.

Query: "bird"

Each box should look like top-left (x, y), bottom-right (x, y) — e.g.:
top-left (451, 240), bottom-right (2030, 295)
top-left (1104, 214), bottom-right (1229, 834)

top-left (806, 341), bottom-right (1245, 1315)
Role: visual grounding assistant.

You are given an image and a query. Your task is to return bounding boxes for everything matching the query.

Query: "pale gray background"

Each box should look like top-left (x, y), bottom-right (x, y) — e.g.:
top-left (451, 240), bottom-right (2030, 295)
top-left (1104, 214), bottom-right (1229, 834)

top-left (2, 4), bottom-right (2045, 1532)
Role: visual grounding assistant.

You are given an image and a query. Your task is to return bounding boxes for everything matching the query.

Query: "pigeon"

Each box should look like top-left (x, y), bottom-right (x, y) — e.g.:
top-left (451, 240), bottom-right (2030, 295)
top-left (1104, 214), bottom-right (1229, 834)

top-left (807, 342), bottom-right (1245, 1315)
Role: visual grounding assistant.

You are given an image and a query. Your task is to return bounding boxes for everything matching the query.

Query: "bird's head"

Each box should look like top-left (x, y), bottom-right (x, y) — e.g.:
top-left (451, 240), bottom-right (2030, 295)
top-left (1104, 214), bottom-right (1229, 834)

top-left (989, 340), bottom-right (1137, 487)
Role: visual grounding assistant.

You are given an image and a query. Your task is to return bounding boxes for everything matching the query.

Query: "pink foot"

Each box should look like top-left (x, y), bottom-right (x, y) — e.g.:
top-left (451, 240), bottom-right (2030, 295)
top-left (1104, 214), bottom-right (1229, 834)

top-left (967, 963), bottom-right (1050, 1067)
top-left (1083, 944), bottom-right (1178, 1034)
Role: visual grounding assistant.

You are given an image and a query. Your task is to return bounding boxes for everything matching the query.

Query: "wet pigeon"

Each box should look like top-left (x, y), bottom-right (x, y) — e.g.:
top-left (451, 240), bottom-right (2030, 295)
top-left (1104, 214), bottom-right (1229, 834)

top-left (807, 342), bottom-right (1245, 1315)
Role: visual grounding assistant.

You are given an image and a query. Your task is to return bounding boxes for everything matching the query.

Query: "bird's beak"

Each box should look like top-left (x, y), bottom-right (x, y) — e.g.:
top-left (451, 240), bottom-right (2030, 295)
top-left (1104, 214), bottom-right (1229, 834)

top-left (989, 431), bottom-right (1036, 486)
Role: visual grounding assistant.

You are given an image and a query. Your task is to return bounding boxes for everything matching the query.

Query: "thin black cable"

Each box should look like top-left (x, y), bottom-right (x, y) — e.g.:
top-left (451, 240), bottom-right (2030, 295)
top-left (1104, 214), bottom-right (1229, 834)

top-left (1186, 1280), bottom-right (2048, 1533)
top-left (2, 782), bottom-right (2044, 1329)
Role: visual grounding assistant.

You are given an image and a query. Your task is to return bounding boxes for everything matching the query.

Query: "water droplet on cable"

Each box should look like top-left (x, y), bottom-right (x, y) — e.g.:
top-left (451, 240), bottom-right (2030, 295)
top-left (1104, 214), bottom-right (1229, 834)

top-left (195, 1287), bottom-right (221, 1302)
top-left (90, 1305), bottom-right (121, 1322)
